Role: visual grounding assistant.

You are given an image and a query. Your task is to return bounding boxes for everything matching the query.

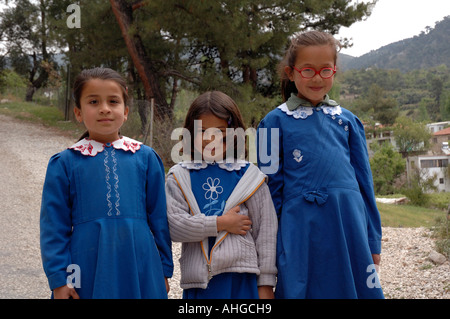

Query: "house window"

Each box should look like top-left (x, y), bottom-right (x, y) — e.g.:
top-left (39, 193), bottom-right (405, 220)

top-left (439, 159), bottom-right (449, 167)
top-left (439, 178), bottom-right (444, 184)
top-left (420, 159), bottom-right (449, 168)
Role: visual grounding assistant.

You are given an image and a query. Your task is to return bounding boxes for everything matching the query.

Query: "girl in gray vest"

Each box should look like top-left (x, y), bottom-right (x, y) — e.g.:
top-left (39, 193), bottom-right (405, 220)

top-left (166, 91), bottom-right (277, 299)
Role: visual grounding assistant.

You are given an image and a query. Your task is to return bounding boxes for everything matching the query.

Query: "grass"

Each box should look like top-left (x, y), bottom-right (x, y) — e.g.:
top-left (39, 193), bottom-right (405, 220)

top-left (377, 202), bottom-right (446, 228)
top-left (0, 100), bottom-right (84, 139)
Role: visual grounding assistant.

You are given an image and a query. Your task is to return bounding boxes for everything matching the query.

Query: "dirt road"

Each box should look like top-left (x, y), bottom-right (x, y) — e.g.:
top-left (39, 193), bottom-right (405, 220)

top-left (0, 114), bottom-right (73, 298)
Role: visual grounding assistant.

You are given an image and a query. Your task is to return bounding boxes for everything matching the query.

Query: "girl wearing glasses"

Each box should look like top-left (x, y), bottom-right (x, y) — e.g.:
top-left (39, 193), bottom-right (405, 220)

top-left (257, 31), bottom-right (384, 299)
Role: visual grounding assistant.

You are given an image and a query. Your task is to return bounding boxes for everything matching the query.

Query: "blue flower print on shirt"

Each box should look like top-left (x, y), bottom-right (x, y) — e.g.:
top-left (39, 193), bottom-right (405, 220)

top-left (202, 177), bottom-right (225, 216)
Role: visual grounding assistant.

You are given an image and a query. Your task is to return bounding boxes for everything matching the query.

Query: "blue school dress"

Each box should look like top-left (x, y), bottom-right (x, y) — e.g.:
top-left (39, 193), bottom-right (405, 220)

top-left (257, 94), bottom-right (384, 299)
top-left (181, 162), bottom-right (259, 299)
top-left (40, 137), bottom-right (173, 299)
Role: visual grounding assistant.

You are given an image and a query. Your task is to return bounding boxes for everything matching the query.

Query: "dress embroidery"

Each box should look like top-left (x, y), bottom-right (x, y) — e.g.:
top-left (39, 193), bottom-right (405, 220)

top-left (104, 148), bottom-right (121, 216)
top-left (293, 149), bottom-right (303, 163)
top-left (70, 137), bottom-right (136, 216)
top-left (189, 163), bottom-right (249, 219)
top-left (112, 149), bottom-right (120, 216)
top-left (202, 177), bottom-right (225, 216)
top-left (104, 149), bottom-right (112, 216)
top-left (202, 177), bottom-right (223, 200)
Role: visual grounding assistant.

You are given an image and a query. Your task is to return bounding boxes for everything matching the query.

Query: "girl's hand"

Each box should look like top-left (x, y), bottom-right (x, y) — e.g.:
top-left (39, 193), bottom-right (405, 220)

top-left (53, 285), bottom-right (80, 299)
top-left (372, 254), bottom-right (381, 272)
top-left (165, 277), bottom-right (170, 293)
top-left (217, 206), bottom-right (252, 235)
top-left (258, 286), bottom-right (275, 299)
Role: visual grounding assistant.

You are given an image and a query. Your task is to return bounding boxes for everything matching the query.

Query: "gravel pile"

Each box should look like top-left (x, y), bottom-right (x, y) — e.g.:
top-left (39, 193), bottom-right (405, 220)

top-left (380, 227), bottom-right (449, 299)
top-left (0, 114), bottom-right (448, 299)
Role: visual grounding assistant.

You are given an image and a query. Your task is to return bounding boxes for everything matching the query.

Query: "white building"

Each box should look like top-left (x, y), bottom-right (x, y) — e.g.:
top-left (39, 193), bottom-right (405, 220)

top-left (427, 121), bottom-right (450, 134)
top-left (408, 127), bottom-right (450, 192)
top-left (408, 154), bottom-right (449, 192)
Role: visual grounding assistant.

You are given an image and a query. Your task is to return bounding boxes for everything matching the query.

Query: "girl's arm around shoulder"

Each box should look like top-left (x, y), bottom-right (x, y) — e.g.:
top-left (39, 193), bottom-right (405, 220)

top-left (165, 174), bottom-right (219, 242)
top-left (244, 181), bottom-right (278, 288)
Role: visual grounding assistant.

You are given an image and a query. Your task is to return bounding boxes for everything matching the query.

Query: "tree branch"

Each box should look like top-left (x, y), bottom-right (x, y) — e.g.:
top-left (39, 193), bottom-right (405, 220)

top-left (131, 1), bottom-right (145, 11)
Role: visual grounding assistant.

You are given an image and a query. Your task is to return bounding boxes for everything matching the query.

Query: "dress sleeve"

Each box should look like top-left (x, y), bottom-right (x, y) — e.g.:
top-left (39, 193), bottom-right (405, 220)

top-left (348, 116), bottom-right (382, 254)
top-left (244, 182), bottom-right (278, 287)
top-left (146, 149), bottom-right (174, 278)
top-left (257, 117), bottom-right (284, 219)
top-left (165, 174), bottom-right (219, 242)
top-left (40, 153), bottom-right (73, 290)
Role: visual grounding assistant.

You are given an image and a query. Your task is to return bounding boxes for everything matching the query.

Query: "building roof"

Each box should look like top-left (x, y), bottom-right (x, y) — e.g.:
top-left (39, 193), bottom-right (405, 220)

top-left (434, 127), bottom-right (450, 136)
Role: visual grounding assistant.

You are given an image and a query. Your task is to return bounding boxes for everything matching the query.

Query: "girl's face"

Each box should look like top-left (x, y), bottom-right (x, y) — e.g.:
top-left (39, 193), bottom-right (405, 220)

top-left (285, 45), bottom-right (335, 106)
top-left (194, 113), bottom-right (228, 162)
top-left (74, 79), bottom-right (129, 144)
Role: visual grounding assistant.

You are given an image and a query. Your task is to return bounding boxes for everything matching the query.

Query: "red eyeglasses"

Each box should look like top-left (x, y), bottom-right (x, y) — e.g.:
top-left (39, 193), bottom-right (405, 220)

top-left (293, 66), bottom-right (336, 79)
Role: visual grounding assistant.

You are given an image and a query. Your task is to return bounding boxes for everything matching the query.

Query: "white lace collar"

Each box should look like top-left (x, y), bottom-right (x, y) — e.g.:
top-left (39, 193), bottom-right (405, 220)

top-left (179, 161), bottom-right (248, 171)
top-left (69, 136), bottom-right (142, 156)
top-left (278, 102), bottom-right (342, 120)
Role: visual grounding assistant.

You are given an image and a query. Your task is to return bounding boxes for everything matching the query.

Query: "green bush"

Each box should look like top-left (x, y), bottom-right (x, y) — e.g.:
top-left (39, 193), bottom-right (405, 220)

top-left (401, 168), bottom-right (438, 206)
top-left (431, 215), bottom-right (450, 258)
top-left (402, 185), bottom-right (431, 206)
top-left (369, 142), bottom-right (405, 195)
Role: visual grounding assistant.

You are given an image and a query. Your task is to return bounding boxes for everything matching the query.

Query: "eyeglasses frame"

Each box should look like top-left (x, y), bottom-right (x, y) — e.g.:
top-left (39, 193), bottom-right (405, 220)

top-left (292, 66), bottom-right (337, 79)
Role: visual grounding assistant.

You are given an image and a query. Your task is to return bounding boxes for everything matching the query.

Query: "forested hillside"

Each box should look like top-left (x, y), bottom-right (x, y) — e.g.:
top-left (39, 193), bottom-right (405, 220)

top-left (335, 16), bottom-right (450, 123)
top-left (339, 16), bottom-right (450, 72)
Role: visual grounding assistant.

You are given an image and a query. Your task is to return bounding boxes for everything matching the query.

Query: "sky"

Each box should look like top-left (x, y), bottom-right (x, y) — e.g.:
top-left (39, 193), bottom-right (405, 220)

top-left (337, 0), bottom-right (450, 57)
top-left (0, 1), bottom-right (448, 58)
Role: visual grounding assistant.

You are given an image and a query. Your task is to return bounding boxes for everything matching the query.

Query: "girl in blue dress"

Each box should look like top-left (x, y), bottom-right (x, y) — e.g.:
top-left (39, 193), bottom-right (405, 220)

top-left (166, 91), bottom-right (277, 299)
top-left (40, 68), bottom-right (173, 299)
top-left (257, 31), bottom-right (384, 299)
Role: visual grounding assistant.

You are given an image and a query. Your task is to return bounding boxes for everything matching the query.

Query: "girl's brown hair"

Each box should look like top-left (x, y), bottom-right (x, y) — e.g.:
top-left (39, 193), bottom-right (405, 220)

top-left (73, 67), bottom-right (129, 140)
top-left (183, 91), bottom-right (247, 160)
top-left (278, 30), bottom-right (342, 101)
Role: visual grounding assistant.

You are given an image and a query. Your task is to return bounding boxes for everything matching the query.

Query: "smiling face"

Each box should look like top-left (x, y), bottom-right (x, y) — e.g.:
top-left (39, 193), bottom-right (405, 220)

top-left (285, 44), bottom-right (336, 106)
top-left (73, 79), bottom-right (129, 143)
top-left (193, 113), bottom-right (228, 162)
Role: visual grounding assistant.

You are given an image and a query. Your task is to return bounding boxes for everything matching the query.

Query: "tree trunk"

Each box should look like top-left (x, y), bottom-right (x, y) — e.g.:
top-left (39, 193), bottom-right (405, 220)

top-left (243, 64), bottom-right (257, 88)
top-left (26, 1), bottom-right (50, 102)
top-left (25, 85), bottom-right (36, 102)
top-left (109, 0), bottom-right (172, 121)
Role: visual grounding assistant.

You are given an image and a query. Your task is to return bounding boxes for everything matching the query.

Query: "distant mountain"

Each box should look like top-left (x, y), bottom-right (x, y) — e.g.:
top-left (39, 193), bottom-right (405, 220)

top-left (338, 16), bottom-right (450, 72)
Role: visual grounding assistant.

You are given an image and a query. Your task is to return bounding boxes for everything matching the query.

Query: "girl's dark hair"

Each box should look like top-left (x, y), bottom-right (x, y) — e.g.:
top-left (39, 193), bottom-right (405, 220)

top-left (73, 67), bottom-right (129, 140)
top-left (278, 30), bottom-right (342, 101)
top-left (183, 91), bottom-right (247, 161)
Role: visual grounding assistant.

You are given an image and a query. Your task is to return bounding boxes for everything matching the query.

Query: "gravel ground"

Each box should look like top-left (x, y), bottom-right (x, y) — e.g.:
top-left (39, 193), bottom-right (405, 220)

top-left (0, 114), bottom-right (448, 299)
